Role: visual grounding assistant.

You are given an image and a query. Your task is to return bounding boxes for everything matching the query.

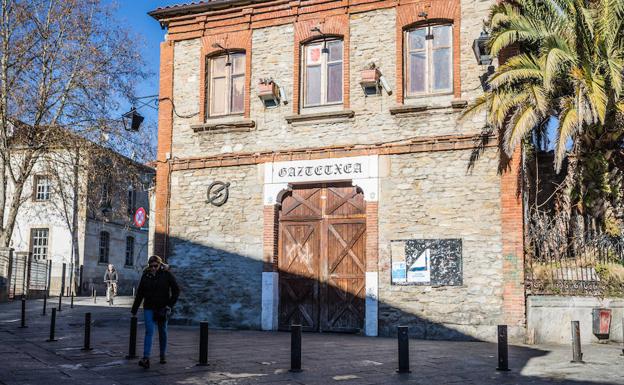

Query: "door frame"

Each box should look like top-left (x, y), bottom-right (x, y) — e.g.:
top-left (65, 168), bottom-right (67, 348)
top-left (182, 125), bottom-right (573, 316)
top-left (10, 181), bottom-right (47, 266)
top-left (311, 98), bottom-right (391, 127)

top-left (261, 155), bottom-right (380, 336)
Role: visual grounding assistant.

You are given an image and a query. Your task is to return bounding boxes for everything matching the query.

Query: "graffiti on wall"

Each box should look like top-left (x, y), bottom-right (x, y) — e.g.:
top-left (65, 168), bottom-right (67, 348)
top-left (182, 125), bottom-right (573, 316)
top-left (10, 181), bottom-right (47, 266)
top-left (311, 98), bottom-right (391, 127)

top-left (391, 239), bottom-right (462, 286)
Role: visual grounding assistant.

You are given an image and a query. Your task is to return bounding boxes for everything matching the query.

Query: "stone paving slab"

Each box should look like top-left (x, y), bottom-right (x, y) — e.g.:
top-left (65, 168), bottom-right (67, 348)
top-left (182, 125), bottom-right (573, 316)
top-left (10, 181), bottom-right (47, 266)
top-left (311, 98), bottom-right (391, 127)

top-left (0, 297), bottom-right (623, 385)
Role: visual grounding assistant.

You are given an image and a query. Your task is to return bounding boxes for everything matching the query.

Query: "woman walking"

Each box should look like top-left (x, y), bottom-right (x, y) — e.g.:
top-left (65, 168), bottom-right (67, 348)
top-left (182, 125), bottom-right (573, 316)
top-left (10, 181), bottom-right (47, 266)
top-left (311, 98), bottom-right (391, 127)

top-left (131, 255), bottom-right (180, 369)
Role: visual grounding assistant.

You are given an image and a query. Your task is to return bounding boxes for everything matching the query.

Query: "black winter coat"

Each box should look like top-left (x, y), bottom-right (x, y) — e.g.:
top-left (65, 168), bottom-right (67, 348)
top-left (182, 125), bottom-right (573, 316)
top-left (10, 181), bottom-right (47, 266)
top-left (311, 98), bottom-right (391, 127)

top-left (131, 268), bottom-right (180, 313)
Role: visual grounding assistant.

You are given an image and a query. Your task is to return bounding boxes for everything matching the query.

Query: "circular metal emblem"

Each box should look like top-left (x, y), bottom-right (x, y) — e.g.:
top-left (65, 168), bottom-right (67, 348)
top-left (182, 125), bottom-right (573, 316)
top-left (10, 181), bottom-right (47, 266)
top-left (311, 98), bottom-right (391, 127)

top-left (206, 181), bottom-right (230, 207)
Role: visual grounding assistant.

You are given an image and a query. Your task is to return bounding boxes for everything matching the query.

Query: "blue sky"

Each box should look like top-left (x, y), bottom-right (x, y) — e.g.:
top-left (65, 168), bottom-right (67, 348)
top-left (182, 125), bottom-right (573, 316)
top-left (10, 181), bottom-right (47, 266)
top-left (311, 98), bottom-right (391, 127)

top-left (108, 1), bottom-right (186, 151)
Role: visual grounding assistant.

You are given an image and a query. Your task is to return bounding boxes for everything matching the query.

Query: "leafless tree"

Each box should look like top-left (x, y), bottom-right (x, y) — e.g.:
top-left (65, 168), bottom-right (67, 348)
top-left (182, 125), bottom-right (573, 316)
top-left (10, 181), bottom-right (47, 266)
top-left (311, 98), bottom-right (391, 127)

top-left (0, 0), bottom-right (149, 253)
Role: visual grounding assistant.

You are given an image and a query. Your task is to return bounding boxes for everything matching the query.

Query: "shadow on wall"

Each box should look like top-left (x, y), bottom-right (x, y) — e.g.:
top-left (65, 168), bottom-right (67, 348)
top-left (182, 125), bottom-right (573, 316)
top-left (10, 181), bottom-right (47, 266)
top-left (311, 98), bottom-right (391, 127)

top-left (161, 235), bottom-right (486, 341)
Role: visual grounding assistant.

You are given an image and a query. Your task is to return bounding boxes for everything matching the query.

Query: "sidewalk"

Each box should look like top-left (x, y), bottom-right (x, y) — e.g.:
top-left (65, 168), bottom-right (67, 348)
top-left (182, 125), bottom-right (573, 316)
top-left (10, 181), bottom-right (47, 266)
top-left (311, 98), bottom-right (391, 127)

top-left (0, 297), bottom-right (623, 385)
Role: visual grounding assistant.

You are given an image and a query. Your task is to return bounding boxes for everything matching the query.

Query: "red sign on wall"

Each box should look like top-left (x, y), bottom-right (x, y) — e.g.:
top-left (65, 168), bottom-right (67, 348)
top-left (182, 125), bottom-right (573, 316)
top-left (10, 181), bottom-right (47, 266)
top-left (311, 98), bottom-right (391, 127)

top-left (133, 207), bottom-right (146, 228)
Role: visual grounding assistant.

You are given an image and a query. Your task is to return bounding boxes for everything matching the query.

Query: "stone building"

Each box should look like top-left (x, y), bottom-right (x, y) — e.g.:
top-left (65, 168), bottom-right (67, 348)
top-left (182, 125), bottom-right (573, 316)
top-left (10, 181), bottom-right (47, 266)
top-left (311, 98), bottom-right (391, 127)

top-left (149, 0), bottom-right (525, 341)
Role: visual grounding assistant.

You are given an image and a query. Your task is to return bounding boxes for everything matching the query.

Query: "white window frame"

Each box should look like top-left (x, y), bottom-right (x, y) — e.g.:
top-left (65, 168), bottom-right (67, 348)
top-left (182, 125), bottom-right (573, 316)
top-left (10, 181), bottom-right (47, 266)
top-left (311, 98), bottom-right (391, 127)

top-left (405, 24), bottom-right (453, 97)
top-left (206, 52), bottom-right (246, 117)
top-left (34, 175), bottom-right (51, 201)
top-left (302, 39), bottom-right (344, 108)
top-left (30, 228), bottom-right (49, 261)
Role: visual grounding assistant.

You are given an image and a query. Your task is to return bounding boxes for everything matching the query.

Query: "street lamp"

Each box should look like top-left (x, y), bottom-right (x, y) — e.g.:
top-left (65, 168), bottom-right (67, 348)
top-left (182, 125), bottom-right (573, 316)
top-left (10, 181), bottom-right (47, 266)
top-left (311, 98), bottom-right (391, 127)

top-left (122, 107), bottom-right (145, 132)
top-left (473, 30), bottom-right (492, 66)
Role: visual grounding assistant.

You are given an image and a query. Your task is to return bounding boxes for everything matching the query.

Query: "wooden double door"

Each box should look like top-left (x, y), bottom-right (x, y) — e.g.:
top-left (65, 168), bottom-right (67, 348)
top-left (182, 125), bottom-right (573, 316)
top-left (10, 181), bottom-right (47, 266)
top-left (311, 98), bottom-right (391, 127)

top-left (278, 183), bottom-right (366, 332)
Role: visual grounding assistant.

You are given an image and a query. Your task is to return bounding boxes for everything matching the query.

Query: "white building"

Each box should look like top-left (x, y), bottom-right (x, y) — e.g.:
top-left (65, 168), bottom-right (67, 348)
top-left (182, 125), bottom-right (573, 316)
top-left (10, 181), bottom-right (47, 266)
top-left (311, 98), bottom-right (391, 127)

top-left (8, 140), bottom-right (153, 296)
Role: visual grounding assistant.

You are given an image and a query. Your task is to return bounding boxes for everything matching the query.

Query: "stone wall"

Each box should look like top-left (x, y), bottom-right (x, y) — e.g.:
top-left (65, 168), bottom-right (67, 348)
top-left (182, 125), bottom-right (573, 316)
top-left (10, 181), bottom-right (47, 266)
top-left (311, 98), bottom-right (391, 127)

top-left (167, 165), bottom-right (264, 328)
top-left (378, 149), bottom-right (504, 341)
top-left (169, 6), bottom-right (493, 161)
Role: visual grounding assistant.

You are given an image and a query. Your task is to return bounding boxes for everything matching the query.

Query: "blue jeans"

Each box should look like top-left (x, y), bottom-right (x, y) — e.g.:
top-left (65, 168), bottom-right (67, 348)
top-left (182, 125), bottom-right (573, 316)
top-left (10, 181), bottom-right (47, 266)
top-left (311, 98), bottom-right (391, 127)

top-left (143, 309), bottom-right (168, 359)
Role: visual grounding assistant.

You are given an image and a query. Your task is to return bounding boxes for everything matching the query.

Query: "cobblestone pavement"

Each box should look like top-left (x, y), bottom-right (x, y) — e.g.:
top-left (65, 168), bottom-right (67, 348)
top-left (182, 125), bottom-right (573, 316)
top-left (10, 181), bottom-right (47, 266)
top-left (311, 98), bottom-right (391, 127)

top-left (0, 297), bottom-right (623, 385)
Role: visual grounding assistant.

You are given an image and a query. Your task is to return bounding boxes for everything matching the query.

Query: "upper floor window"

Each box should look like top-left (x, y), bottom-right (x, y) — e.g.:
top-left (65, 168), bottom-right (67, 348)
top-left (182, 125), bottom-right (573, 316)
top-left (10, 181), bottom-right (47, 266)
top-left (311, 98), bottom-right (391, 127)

top-left (302, 39), bottom-right (343, 108)
top-left (405, 25), bottom-right (453, 96)
top-left (125, 236), bottom-right (134, 266)
top-left (99, 231), bottom-right (110, 264)
top-left (206, 52), bottom-right (245, 117)
top-left (34, 175), bottom-right (51, 201)
top-left (30, 228), bottom-right (49, 260)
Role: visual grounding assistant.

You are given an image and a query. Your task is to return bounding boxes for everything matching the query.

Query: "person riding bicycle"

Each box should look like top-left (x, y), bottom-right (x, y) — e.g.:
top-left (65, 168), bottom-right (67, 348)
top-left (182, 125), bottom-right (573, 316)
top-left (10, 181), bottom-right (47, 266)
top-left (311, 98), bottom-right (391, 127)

top-left (103, 264), bottom-right (118, 298)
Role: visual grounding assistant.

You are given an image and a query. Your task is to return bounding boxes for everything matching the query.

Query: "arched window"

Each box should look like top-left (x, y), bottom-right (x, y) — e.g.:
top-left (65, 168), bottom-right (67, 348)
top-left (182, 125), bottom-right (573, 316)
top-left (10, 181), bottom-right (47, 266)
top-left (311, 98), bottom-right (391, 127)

top-left (405, 24), bottom-right (453, 96)
top-left (205, 52), bottom-right (246, 117)
top-left (99, 231), bottom-right (110, 264)
top-left (302, 38), bottom-right (343, 107)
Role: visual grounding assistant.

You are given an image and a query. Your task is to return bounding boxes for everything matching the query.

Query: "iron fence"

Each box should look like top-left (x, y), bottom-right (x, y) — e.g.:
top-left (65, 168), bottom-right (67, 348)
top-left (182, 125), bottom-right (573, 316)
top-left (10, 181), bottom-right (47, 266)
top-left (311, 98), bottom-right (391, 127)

top-left (0, 250), bottom-right (82, 300)
top-left (526, 228), bottom-right (624, 296)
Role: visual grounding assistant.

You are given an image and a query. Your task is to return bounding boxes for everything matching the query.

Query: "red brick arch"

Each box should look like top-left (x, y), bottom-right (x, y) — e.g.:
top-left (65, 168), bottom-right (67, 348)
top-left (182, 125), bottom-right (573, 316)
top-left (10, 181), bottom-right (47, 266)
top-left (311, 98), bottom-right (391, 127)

top-left (199, 30), bottom-right (252, 120)
top-left (396, 0), bottom-right (462, 102)
top-left (293, 15), bottom-right (350, 113)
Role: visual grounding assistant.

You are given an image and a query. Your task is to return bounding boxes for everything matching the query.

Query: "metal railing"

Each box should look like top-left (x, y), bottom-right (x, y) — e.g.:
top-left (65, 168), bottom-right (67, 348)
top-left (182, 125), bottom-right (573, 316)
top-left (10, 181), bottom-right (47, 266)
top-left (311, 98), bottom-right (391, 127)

top-left (526, 227), bottom-right (624, 296)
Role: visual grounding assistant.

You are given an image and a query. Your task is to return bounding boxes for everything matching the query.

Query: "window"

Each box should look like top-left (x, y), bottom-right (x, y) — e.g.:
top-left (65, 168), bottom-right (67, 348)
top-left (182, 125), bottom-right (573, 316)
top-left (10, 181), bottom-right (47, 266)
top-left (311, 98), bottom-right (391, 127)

top-left (99, 231), bottom-right (110, 264)
top-left (405, 25), bottom-right (453, 96)
top-left (34, 175), bottom-right (51, 201)
top-left (125, 236), bottom-right (134, 266)
top-left (302, 39), bottom-right (343, 107)
top-left (127, 188), bottom-right (136, 216)
top-left (30, 228), bottom-right (49, 260)
top-left (206, 52), bottom-right (245, 117)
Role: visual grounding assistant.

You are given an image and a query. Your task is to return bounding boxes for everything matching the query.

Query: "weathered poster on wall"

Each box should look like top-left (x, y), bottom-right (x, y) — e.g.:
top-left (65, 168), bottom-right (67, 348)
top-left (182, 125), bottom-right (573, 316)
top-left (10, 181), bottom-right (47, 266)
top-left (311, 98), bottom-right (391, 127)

top-left (391, 239), bottom-right (462, 286)
top-left (391, 261), bottom-right (407, 283)
top-left (406, 248), bottom-right (431, 284)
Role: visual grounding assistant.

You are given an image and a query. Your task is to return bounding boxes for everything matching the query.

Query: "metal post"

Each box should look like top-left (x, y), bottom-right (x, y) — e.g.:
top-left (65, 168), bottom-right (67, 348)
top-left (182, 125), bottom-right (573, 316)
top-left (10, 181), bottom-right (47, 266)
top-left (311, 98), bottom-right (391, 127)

top-left (81, 313), bottom-right (92, 351)
top-left (19, 298), bottom-right (27, 328)
top-left (42, 295), bottom-right (47, 316)
top-left (290, 324), bottom-right (302, 372)
top-left (397, 326), bottom-right (410, 373)
top-left (93, 287), bottom-right (96, 304)
top-left (621, 317), bottom-right (624, 357)
top-left (70, 290), bottom-right (74, 309)
top-left (126, 316), bottom-right (138, 359)
top-left (61, 263), bottom-right (66, 297)
top-left (46, 308), bottom-right (57, 342)
top-left (497, 325), bottom-right (510, 371)
top-left (58, 288), bottom-right (62, 312)
top-left (198, 321), bottom-right (208, 366)
top-left (571, 321), bottom-right (583, 363)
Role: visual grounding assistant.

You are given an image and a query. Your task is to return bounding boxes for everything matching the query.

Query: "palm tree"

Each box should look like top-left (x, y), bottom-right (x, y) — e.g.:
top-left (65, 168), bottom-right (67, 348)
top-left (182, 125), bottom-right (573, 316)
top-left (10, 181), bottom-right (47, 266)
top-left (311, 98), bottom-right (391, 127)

top-left (464, 0), bottom-right (624, 230)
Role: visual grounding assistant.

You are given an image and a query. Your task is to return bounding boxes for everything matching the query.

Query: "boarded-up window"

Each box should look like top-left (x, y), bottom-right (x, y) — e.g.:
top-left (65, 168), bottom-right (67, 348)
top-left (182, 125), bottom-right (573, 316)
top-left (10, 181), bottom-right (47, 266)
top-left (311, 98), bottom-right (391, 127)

top-left (206, 52), bottom-right (246, 117)
top-left (303, 39), bottom-right (343, 107)
top-left (406, 25), bottom-right (453, 96)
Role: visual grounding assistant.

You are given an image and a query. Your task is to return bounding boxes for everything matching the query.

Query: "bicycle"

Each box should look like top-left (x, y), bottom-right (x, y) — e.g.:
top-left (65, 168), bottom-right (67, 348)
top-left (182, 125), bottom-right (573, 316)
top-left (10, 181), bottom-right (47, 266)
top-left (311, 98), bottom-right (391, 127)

top-left (105, 280), bottom-right (117, 306)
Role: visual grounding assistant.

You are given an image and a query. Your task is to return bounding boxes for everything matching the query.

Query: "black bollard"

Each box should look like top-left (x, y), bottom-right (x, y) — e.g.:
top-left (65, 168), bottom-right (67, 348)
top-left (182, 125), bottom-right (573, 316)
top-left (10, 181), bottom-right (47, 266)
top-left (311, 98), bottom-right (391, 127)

top-left (19, 298), bottom-right (27, 328)
top-left (198, 321), bottom-right (209, 366)
top-left (81, 313), bottom-right (92, 351)
top-left (71, 291), bottom-right (74, 309)
top-left (397, 326), bottom-right (410, 373)
top-left (93, 287), bottom-right (96, 304)
top-left (42, 295), bottom-right (47, 316)
top-left (58, 291), bottom-right (62, 312)
top-left (290, 324), bottom-right (302, 372)
top-left (571, 321), bottom-right (583, 363)
top-left (496, 325), bottom-right (510, 371)
top-left (46, 308), bottom-right (57, 342)
top-left (126, 316), bottom-right (138, 359)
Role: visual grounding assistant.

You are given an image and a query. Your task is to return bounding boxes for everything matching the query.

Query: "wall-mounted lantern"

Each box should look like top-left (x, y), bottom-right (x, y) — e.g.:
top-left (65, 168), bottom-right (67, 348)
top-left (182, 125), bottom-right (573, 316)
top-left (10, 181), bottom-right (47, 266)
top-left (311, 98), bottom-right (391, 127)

top-left (258, 78), bottom-right (286, 108)
top-left (473, 30), bottom-right (492, 66)
top-left (122, 107), bottom-right (145, 131)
